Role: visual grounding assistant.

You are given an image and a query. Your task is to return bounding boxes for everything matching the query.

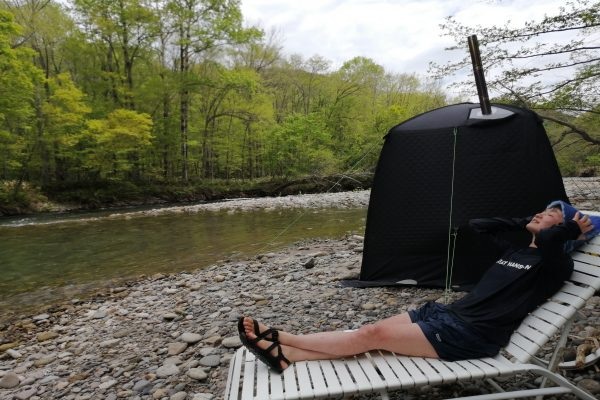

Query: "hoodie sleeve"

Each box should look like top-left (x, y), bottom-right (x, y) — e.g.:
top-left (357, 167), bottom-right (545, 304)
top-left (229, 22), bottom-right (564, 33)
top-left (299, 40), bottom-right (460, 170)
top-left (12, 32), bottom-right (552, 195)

top-left (468, 217), bottom-right (532, 234)
top-left (535, 220), bottom-right (582, 263)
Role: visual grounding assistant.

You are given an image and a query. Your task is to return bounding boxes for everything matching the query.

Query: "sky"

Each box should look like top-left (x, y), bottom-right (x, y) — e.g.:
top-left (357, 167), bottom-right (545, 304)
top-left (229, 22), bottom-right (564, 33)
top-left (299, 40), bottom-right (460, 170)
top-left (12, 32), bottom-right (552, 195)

top-left (240, 0), bottom-right (569, 93)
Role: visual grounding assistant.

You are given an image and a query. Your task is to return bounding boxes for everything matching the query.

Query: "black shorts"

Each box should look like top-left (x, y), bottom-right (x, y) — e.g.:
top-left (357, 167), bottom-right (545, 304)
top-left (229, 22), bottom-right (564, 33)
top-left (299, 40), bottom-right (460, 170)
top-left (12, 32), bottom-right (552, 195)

top-left (409, 301), bottom-right (500, 361)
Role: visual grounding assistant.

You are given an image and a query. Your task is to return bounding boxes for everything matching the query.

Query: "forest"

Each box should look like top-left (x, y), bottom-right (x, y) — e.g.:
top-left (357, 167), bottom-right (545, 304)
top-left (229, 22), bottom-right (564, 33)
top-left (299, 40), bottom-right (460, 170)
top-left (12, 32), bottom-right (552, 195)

top-left (0, 0), bottom-right (598, 212)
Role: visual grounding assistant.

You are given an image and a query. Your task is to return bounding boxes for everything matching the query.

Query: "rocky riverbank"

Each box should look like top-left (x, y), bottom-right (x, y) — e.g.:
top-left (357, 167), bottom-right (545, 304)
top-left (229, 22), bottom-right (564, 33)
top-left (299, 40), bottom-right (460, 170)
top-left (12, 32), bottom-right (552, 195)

top-left (1, 234), bottom-right (599, 400)
top-left (1, 179), bottom-right (600, 400)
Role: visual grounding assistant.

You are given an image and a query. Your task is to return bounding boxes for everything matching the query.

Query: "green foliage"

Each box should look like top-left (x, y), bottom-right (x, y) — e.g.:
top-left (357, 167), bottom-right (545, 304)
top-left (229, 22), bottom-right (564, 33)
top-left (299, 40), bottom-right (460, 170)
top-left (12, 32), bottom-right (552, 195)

top-left (0, 1), bottom-right (448, 209)
top-left (266, 113), bottom-right (338, 177)
top-left (82, 109), bottom-right (153, 179)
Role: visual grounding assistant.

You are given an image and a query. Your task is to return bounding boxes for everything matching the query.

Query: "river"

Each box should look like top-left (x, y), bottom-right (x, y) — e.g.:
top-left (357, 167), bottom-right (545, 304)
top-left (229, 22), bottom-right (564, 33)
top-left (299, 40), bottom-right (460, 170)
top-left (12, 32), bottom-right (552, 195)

top-left (0, 204), bottom-right (367, 318)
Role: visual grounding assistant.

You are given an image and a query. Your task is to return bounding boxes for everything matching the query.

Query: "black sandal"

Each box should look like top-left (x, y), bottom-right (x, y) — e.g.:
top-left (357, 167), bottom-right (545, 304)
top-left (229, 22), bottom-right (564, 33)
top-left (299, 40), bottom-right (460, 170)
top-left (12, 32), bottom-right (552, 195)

top-left (237, 317), bottom-right (279, 347)
top-left (237, 317), bottom-right (290, 373)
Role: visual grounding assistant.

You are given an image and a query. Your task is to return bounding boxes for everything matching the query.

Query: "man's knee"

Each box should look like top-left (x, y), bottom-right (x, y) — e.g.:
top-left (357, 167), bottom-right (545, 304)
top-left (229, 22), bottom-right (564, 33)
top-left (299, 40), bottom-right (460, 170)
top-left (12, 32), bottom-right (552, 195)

top-left (355, 323), bottom-right (387, 345)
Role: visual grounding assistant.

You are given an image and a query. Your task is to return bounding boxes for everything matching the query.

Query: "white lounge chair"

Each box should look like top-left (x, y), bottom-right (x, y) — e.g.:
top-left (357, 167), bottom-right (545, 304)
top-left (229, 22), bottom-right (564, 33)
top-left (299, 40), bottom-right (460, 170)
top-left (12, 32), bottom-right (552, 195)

top-left (224, 234), bottom-right (600, 400)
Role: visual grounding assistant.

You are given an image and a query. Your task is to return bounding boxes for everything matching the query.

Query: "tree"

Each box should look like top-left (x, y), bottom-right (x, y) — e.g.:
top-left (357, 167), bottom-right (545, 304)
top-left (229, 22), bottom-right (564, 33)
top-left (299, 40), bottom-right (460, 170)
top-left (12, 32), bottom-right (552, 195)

top-left (0, 9), bottom-right (44, 186)
top-left (42, 72), bottom-right (91, 181)
top-left (430, 0), bottom-right (600, 150)
top-left (166, 0), bottom-right (260, 181)
top-left (83, 109), bottom-right (153, 179)
top-left (73, 0), bottom-right (158, 109)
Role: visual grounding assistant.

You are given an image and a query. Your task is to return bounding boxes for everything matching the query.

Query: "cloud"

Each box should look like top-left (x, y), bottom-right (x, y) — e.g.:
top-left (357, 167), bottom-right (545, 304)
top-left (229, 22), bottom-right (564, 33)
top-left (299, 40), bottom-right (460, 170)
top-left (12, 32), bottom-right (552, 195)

top-left (241, 0), bottom-right (568, 78)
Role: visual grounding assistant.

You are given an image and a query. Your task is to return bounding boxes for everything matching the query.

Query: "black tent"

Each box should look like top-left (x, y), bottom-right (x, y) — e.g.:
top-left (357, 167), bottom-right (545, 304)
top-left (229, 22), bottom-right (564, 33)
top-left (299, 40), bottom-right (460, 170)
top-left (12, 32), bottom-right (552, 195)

top-left (348, 102), bottom-right (568, 290)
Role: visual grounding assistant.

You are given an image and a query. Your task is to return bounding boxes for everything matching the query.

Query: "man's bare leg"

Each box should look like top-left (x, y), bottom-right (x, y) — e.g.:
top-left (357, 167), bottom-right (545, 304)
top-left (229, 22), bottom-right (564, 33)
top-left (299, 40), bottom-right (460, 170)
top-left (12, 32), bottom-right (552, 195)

top-left (243, 313), bottom-right (437, 369)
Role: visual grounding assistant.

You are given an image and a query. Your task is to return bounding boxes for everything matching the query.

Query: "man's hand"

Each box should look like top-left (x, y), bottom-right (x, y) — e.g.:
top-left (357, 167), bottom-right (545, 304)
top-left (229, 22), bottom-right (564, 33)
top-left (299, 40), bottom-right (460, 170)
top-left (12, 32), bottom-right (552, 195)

top-left (573, 212), bottom-right (594, 240)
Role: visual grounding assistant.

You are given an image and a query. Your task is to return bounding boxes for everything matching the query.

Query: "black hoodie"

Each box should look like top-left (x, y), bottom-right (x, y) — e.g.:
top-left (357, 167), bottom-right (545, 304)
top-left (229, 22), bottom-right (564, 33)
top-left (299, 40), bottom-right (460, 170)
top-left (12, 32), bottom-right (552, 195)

top-left (448, 217), bottom-right (581, 347)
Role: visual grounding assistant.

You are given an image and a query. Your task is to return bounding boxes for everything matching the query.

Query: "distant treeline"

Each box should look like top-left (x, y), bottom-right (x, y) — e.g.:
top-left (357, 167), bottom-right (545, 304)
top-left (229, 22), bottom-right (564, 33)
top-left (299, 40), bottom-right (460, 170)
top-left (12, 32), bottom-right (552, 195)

top-left (0, 0), bottom-right (447, 199)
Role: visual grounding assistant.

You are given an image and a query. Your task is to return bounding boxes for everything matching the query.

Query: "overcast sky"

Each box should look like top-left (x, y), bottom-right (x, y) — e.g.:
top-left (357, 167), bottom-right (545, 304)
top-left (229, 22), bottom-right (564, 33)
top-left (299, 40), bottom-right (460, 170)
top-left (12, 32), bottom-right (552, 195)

top-left (240, 0), bottom-right (568, 91)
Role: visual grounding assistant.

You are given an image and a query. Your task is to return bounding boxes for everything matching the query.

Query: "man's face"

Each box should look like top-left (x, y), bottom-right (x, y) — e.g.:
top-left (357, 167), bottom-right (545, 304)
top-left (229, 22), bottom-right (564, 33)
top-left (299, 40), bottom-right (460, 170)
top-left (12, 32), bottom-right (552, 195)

top-left (526, 207), bottom-right (564, 234)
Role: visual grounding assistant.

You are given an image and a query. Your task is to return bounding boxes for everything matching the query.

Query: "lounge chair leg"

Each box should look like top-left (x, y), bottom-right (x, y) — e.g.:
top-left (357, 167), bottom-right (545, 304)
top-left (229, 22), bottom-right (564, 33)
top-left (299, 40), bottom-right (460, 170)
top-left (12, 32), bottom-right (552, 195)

top-left (534, 316), bottom-right (575, 400)
top-left (529, 364), bottom-right (596, 400)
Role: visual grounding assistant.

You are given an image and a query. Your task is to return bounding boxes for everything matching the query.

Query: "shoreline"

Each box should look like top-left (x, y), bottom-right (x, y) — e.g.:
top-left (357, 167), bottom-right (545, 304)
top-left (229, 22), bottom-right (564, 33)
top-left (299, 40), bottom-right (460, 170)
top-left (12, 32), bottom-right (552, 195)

top-left (2, 176), bottom-right (599, 221)
top-left (1, 236), bottom-right (599, 399)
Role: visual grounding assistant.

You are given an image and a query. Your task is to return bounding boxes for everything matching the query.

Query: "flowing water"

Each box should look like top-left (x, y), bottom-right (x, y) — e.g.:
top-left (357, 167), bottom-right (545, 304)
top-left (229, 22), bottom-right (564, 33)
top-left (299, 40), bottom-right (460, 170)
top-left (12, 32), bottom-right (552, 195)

top-left (0, 205), bottom-right (367, 318)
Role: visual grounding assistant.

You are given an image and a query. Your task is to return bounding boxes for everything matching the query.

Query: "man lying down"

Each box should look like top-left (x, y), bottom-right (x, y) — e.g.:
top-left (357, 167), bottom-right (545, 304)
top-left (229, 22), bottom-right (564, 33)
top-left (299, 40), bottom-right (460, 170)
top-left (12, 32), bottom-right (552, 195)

top-left (237, 200), bottom-right (599, 373)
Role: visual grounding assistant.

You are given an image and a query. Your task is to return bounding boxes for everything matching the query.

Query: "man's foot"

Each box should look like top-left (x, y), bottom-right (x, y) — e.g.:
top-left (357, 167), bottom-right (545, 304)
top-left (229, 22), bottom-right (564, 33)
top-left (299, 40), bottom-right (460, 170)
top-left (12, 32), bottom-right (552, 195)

top-left (239, 317), bottom-right (291, 372)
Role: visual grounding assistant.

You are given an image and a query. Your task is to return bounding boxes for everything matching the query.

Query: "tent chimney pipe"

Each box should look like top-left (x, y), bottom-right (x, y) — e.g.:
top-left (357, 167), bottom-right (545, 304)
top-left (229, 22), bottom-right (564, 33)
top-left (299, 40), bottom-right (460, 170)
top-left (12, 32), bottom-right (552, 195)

top-left (468, 35), bottom-right (491, 115)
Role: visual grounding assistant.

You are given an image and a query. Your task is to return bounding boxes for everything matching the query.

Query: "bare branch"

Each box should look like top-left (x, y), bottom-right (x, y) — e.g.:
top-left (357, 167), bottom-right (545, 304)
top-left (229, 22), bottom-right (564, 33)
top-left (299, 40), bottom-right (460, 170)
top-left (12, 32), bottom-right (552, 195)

top-left (540, 114), bottom-right (600, 145)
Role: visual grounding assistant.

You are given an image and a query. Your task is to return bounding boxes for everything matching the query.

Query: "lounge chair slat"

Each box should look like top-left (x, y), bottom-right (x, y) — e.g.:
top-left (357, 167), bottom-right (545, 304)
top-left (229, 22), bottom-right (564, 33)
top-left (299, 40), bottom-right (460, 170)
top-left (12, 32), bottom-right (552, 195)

top-left (357, 353), bottom-right (387, 391)
top-left (282, 364), bottom-right (299, 399)
top-left (269, 371), bottom-right (284, 400)
top-left (424, 358), bottom-right (457, 383)
top-left (569, 271), bottom-right (600, 289)
top-left (577, 243), bottom-right (600, 254)
top-left (255, 362), bottom-right (269, 399)
top-left (511, 332), bottom-right (544, 357)
top-left (241, 352), bottom-right (256, 400)
top-left (573, 263), bottom-right (600, 281)
top-left (515, 324), bottom-right (548, 344)
top-left (369, 351), bottom-right (402, 386)
top-left (504, 341), bottom-right (532, 363)
top-left (441, 360), bottom-right (471, 379)
top-left (520, 314), bottom-right (554, 333)
top-left (319, 360), bottom-right (343, 396)
top-left (529, 307), bottom-right (566, 327)
top-left (551, 291), bottom-right (586, 309)
top-left (571, 252), bottom-right (600, 269)
top-left (411, 357), bottom-right (443, 385)
top-left (397, 356), bottom-right (428, 385)
top-left (330, 359), bottom-right (358, 396)
top-left (382, 353), bottom-right (415, 387)
top-left (465, 358), bottom-right (501, 378)
top-left (344, 357), bottom-right (373, 391)
top-left (560, 282), bottom-right (595, 299)
top-left (307, 360), bottom-right (328, 397)
top-left (224, 348), bottom-right (243, 400)
top-left (295, 362), bottom-right (314, 398)
top-left (541, 300), bottom-right (577, 317)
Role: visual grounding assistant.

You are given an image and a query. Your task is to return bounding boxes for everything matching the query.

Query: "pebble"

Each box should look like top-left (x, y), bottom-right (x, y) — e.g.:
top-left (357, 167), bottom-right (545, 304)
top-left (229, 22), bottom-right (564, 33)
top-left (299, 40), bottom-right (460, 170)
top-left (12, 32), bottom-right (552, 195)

top-left (13, 387), bottom-right (37, 400)
top-left (181, 332), bottom-right (202, 343)
top-left (36, 331), bottom-right (59, 342)
top-left (156, 364), bottom-right (180, 378)
top-left (199, 355), bottom-right (221, 367)
top-left (577, 378), bottom-right (600, 394)
top-left (221, 336), bottom-right (242, 348)
top-left (170, 391), bottom-right (188, 400)
top-left (6, 349), bottom-right (22, 359)
top-left (188, 368), bottom-right (208, 381)
top-left (0, 188), bottom-right (598, 400)
top-left (32, 313), bottom-right (50, 321)
top-left (0, 371), bottom-right (20, 388)
top-left (167, 342), bottom-right (188, 355)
